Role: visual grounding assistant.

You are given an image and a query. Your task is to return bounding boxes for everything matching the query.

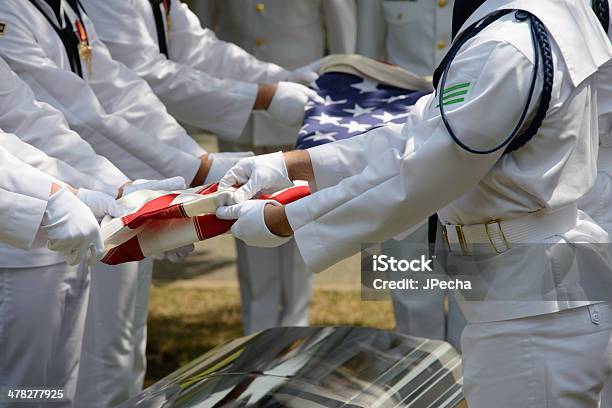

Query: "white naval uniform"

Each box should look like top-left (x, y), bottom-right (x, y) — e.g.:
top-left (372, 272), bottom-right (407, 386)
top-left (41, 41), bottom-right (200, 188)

top-left (0, 147), bottom-right (89, 408)
top-left (0, 54), bottom-right (132, 407)
top-left (357, 0), bottom-right (464, 350)
top-left (0, 1), bottom-right (209, 406)
top-left (196, 0), bottom-right (356, 333)
top-left (280, 1), bottom-right (612, 405)
top-left (357, 0), bottom-right (453, 77)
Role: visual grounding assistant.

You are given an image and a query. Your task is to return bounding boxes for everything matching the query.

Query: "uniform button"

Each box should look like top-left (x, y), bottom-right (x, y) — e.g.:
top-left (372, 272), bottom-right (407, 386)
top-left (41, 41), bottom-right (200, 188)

top-left (255, 38), bottom-right (265, 47)
top-left (438, 0), bottom-right (447, 7)
top-left (256, 3), bottom-right (265, 13)
top-left (437, 40), bottom-right (447, 50)
top-left (397, 12), bottom-right (403, 21)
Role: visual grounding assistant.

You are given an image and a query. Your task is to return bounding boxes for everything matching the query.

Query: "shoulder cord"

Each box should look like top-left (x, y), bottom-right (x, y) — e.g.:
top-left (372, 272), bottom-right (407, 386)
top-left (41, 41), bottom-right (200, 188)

top-left (433, 10), bottom-right (554, 156)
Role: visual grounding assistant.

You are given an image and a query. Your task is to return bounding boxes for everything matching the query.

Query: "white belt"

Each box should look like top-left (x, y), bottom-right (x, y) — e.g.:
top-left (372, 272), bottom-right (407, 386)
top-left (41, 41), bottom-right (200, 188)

top-left (442, 204), bottom-right (578, 255)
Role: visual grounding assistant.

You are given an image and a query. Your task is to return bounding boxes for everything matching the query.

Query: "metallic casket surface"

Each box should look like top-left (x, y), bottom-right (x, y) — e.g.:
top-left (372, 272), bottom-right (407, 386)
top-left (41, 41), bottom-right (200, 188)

top-left (120, 327), bottom-right (464, 408)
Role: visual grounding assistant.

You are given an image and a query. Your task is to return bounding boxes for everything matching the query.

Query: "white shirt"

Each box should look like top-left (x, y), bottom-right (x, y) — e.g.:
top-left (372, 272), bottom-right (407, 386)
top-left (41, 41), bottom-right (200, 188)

top-left (80, 0), bottom-right (289, 141)
top-left (0, 0), bottom-right (206, 183)
top-left (200, 0), bottom-right (357, 146)
top-left (357, 0), bottom-right (454, 76)
top-left (284, 0), bottom-right (612, 321)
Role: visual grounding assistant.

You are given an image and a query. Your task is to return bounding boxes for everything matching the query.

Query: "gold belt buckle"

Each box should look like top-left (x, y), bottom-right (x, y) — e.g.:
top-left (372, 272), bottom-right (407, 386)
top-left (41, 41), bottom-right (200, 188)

top-left (485, 219), bottom-right (510, 254)
top-left (442, 224), bottom-right (470, 255)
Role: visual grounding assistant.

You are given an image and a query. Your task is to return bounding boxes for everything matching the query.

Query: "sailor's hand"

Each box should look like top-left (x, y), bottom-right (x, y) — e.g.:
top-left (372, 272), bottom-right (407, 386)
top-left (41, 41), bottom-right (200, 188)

top-left (218, 151), bottom-right (293, 203)
top-left (216, 200), bottom-right (291, 248)
top-left (77, 188), bottom-right (127, 220)
top-left (267, 82), bottom-right (323, 127)
top-left (204, 152), bottom-right (255, 185)
top-left (122, 177), bottom-right (187, 196)
top-left (286, 58), bottom-right (323, 85)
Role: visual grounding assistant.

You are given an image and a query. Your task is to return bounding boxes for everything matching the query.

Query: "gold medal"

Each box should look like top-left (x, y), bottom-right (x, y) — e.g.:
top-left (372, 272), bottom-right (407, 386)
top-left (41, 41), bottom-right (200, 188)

top-left (75, 20), bottom-right (92, 77)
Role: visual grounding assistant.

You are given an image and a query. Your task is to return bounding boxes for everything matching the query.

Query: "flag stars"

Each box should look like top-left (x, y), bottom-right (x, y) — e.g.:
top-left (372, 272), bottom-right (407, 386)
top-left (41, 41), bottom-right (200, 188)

top-left (321, 95), bottom-right (348, 106)
top-left (344, 104), bottom-right (375, 118)
top-left (372, 111), bottom-right (397, 123)
top-left (340, 121), bottom-right (371, 134)
top-left (303, 131), bottom-right (338, 143)
top-left (310, 112), bottom-right (342, 126)
top-left (350, 78), bottom-right (379, 94)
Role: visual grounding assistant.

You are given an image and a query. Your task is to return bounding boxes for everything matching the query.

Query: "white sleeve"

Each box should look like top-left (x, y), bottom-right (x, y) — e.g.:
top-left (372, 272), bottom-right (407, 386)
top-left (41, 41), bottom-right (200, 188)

top-left (323, 0), bottom-right (357, 54)
top-left (82, 0), bottom-right (258, 140)
top-left (84, 15), bottom-right (206, 158)
top-left (0, 8), bottom-right (202, 182)
top-left (0, 146), bottom-right (53, 250)
top-left (356, 0), bottom-right (386, 61)
top-left (0, 58), bottom-right (128, 196)
top-left (285, 40), bottom-right (537, 272)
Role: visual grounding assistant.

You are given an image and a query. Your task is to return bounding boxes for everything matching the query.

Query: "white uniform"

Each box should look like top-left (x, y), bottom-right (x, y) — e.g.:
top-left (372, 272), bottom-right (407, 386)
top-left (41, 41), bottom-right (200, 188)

top-left (357, 0), bottom-right (453, 77)
top-left (0, 1), bottom-right (208, 405)
top-left (279, 1), bottom-right (612, 405)
top-left (0, 147), bottom-right (87, 408)
top-left (192, 0), bottom-right (356, 333)
top-left (357, 0), bottom-right (463, 350)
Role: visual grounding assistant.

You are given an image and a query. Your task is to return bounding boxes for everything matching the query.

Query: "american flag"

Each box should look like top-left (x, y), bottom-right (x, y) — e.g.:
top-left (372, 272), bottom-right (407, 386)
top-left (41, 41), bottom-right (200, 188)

top-left (100, 183), bottom-right (310, 265)
top-left (296, 72), bottom-right (432, 149)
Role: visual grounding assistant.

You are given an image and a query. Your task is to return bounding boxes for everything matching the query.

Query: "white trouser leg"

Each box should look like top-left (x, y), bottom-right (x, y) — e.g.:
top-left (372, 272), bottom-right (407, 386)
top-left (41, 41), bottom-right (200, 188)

top-left (579, 170), bottom-right (612, 408)
top-left (75, 259), bottom-right (151, 408)
top-left (387, 223), bottom-right (446, 340)
top-left (235, 239), bottom-right (282, 335)
top-left (0, 262), bottom-right (90, 408)
top-left (462, 304), bottom-right (612, 408)
top-left (279, 240), bottom-right (312, 327)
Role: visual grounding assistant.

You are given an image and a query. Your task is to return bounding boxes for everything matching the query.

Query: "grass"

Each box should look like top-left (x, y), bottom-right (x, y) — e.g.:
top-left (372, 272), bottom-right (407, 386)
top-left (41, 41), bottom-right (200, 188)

top-left (145, 284), bottom-right (395, 385)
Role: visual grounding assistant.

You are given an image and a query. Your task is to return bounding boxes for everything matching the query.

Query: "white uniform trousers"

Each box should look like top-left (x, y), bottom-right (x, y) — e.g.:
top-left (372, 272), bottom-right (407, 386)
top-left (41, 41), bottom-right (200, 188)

top-left (462, 303), bottom-right (612, 408)
top-left (218, 140), bottom-right (314, 335)
top-left (236, 239), bottom-right (312, 335)
top-left (0, 262), bottom-right (90, 408)
top-left (74, 258), bottom-right (153, 408)
top-left (388, 223), bottom-right (466, 352)
top-left (578, 168), bottom-right (612, 408)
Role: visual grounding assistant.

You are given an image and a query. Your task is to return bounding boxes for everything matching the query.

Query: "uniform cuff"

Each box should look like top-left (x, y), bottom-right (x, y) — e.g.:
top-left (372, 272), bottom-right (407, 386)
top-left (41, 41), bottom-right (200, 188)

top-left (2, 182), bottom-right (51, 250)
top-left (170, 154), bottom-right (202, 187)
top-left (308, 145), bottom-right (344, 191)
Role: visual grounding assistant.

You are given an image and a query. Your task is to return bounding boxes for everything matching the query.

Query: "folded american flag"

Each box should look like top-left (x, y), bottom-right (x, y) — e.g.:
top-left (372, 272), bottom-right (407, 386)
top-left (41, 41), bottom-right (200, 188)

top-left (100, 183), bottom-right (310, 265)
top-left (297, 55), bottom-right (433, 149)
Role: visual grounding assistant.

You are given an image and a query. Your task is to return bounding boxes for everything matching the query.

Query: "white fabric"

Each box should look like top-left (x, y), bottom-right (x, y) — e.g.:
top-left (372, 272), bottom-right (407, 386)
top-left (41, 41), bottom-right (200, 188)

top-left (201, 0), bottom-right (357, 146)
top-left (267, 82), bottom-right (321, 128)
top-left (219, 151), bottom-right (293, 203)
top-left (205, 155), bottom-right (251, 185)
top-left (75, 259), bottom-right (153, 408)
top-left (0, 146), bottom-right (53, 253)
top-left (80, 0), bottom-right (286, 141)
top-left (281, 0), bottom-right (612, 322)
top-left (235, 239), bottom-right (312, 335)
top-left (357, 0), bottom-right (454, 76)
top-left (77, 188), bottom-right (126, 220)
top-left (0, 0), bottom-right (205, 183)
top-left (217, 200), bottom-right (291, 248)
top-left (461, 304), bottom-right (612, 408)
top-left (42, 187), bottom-right (104, 266)
top-left (0, 262), bottom-right (90, 408)
top-left (287, 59), bottom-right (324, 85)
top-left (122, 177), bottom-right (187, 197)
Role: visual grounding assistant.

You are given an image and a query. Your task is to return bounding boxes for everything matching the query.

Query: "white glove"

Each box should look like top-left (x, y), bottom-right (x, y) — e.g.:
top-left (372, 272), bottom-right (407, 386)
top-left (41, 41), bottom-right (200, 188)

top-left (152, 244), bottom-right (195, 263)
top-left (42, 187), bottom-right (104, 266)
top-left (218, 151), bottom-right (293, 203)
top-left (204, 152), bottom-right (255, 185)
top-left (216, 200), bottom-right (291, 248)
top-left (286, 59), bottom-right (323, 85)
top-left (77, 188), bottom-right (127, 220)
top-left (123, 176), bottom-right (187, 196)
top-left (267, 82), bottom-right (323, 127)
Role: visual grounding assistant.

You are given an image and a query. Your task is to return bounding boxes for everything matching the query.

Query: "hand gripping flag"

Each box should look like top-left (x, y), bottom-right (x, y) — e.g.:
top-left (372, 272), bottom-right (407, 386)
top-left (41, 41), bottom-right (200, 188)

top-left (297, 54), bottom-right (433, 149)
top-left (100, 183), bottom-right (310, 265)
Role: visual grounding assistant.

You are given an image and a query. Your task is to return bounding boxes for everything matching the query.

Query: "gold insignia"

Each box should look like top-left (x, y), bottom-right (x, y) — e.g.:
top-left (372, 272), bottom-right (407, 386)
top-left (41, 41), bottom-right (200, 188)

top-left (0, 23), bottom-right (7, 37)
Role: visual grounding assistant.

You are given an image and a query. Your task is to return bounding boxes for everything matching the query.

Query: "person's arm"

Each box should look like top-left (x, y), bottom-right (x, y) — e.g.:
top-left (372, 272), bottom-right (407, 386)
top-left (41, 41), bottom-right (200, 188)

top-left (0, 58), bottom-right (128, 196)
top-left (356, 0), bottom-right (386, 61)
top-left (0, 5), bottom-right (202, 183)
top-left (323, 0), bottom-right (357, 54)
top-left (272, 39), bottom-right (538, 272)
top-left (0, 146), bottom-right (55, 250)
